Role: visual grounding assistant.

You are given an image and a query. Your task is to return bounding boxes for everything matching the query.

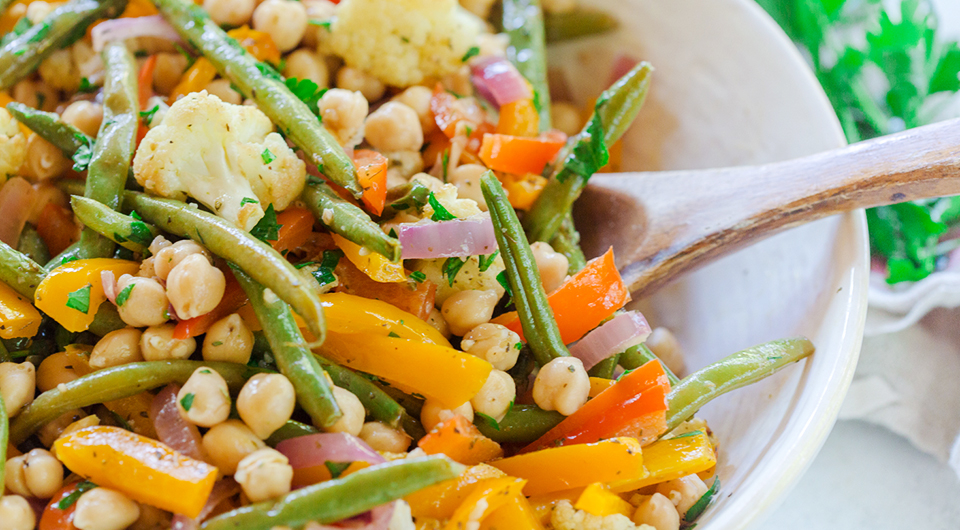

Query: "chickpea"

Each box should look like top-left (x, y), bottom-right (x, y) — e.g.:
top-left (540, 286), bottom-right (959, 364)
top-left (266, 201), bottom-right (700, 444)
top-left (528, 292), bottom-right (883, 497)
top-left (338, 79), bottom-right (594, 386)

top-left (0, 362), bottom-right (35, 418)
top-left (440, 66), bottom-right (472, 100)
top-left (440, 289), bottom-right (499, 337)
top-left (140, 323), bottom-right (197, 361)
top-left (4, 449), bottom-right (63, 499)
top-left (358, 421), bottom-right (411, 453)
top-left (22, 133), bottom-right (71, 181)
top-left (393, 86), bottom-right (436, 135)
top-left (530, 241), bottom-right (569, 293)
top-left (420, 398), bottom-right (473, 433)
top-left (461, 323), bottom-right (521, 371)
top-left (202, 313), bottom-right (254, 364)
top-left (551, 101), bottom-right (585, 137)
top-left (364, 102), bottom-right (423, 152)
top-left (39, 48), bottom-right (81, 92)
top-left (234, 448), bottom-right (293, 502)
top-left (532, 357), bottom-right (589, 416)
top-left (129, 504), bottom-right (172, 530)
top-left (283, 49), bottom-right (329, 88)
top-left (61, 101), bottom-right (104, 138)
top-left (177, 367), bottom-right (231, 427)
top-left (654, 475), bottom-right (709, 518)
top-left (477, 33), bottom-right (509, 58)
top-left (166, 254), bottom-right (226, 320)
top-left (36, 351), bottom-right (78, 392)
top-left (0, 495), bottom-right (35, 530)
top-left (632, 493), bottom-right (680, 530)
top-left (90, 328), bottom-right (144, 370)
top-left (25, 0), bottom-right (56, 22)
top-left (204, 79), bottom-right (243, 105)
top-left (152, 53), bottom-right (188, 96)
top-left (153, 239), bottom-right (209, 281)
top-left (237, 374), bottom-right (296, 439)
top-left (71, 41), bottom-right (104, 85)
top-left (426, 308), bottom-right (450, 339)
top-left (448, 164), bottom-right (487, 210)
top-left (300, 0), bottom-right (336, 47)
top-left (470, 370), bottom-right (515, 422)
top-left (646, 327), bottom-right (687, 376)
top-left (115, 275), bottom-right (169, 328)
top-left (202, 419), bottom-right (266, 475)
top-left (204, 0), bottom-right (255, 26)
top-left (12, 79), bottom-right (57, 112)
top-left (252, 0), bottom-right (308, 52)
top-left (319, 88), bottom-right (367, 147)
top-left (336, 66), bottom-right (385, 102)
top-left (326, 386), bottom-right (365, 436)
top-left (73, 487), bottom-right (141, 530)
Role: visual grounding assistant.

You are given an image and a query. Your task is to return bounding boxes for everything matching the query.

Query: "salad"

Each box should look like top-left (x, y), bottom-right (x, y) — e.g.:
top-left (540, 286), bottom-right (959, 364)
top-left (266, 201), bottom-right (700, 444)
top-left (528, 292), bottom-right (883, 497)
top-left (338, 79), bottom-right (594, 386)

top-left (0, 0), bottom-right (815, 529)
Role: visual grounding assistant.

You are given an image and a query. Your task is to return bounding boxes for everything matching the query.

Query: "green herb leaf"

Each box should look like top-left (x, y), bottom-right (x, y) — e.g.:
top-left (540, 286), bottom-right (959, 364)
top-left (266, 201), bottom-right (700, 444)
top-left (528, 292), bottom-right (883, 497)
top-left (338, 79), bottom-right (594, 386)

top-left (429, 192), bottom-right (457, 221)
top-left (324, 461), bottom-right (352, 478)
top-left (387, 331), bottom-right (401, 338)
top-left (442, 257), bottom-right (466, 287)
top-left (72, 134), bottom-right (94, 172)
top-left (441, 149), bottom-right (450, 182)
top-left (139, 104), bottom-right (160, 126)
top-left (78, 77), bottom-right (97, 93)
top-left (309, 19), bottom-right (333, 28)
top-left (180, 393), bottom-right (196, 411)
top-left (409, 270), bottom-right (426, 283)
top-left (27, 22), bottom-right (50, 43)
top-left (250, 204), bottom-right (282, 243)
top-left (66, 284), bottom-right (92, 313)
top-left (240, 197), bottom-right (259, 207)
top-left (310, 249), bottom-right (343, 287)
top-left (211, 341), bottom-right (223, 347)
top-left (496, 270), bottom-right (513, 300)
top-left (475, 411), bottom-right (500, 431)
top-left (670, 430), bottom-right (704, 440)
top-left (109, 409), bottom-right (134, 432)
top-left (461, 46), bottom-right (480, 62)
top-left (478, 251), bottom-right (499, 272)
top-left (56, 481), bottom-right (97, 510)
top-left (174, 43), bottom-right (197, 71)
top-left (684, 477), bottom-right (720, 522)
top-left (261, 148), bottom-right (276, 164)
top-left (128, 220), bottom-right (154, 247)
top-left (115, 284), bottom-right (135, 307)
top-left (285, 77), bottom-right (327, 116)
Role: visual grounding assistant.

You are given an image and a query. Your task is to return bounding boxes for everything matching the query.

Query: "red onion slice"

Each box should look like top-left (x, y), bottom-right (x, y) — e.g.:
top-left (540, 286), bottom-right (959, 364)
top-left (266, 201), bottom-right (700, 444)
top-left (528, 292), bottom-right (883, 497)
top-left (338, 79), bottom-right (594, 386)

top-left (307, 502), bottom-right (396, 530)
top-left (276, 432), bottom-right (385, 470)
top-left (0, 177), bottom-right (37, 247)
top-left (149, 384), bottom-right (206, 462)
top-left (101, 270), bottom-right (118, 304)
top-left (470, 57), bottom-right (533, 108)
top-left (569, 311), bottom-right (652, 370)
top-left (171, 478), bottom-right (241, 529)
top-left (396, 215), bottom-right (497, 259)
top-left (91, 15), bottom-right (183, 52)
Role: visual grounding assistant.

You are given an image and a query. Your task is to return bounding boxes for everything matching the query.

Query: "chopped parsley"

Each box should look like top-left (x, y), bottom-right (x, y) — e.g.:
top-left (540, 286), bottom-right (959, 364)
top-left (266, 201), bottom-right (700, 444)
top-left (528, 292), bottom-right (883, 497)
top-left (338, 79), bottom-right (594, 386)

top-left (180, 393), bottom-right (196, 411)
top-left (71, 133), bottom-right (94, 172)
top-left (428, 192), bottom-right (457, 221)
top-left (461, 46), bottom-right (480, 62)
top-left (211, 341), bottom-right (223, 346)
top-left (66, 284), bottom-right (92, 314)
top-left (324, 461), bottom-right (351, 478)
top-left (684, 477), bottom-right (720, 523)
top-left (261, 148), bottom-right (276, 164)
top-left (310, 249), bottom-right (343, 287)
top-left (78, 77), bottom-right (97, 93)
top-left (250, 204), bottom-right (282, 243)
top-left (285, 77), bottom-right (327, 116)
top-left (387, 331), bottom-right (401, 338)
top-left (115, 283), bottom-right (135, 307)
top-left (441, 149), bottom-right (450, 182)
top-left (474, 411), bottom-right (500, 431)
top-left (309, 19), bottom-right (333, 28)
top-left (139, 104), bottom-right (160, 127)
top-left (409, 270), bottom-right (426, 284)
top-left (442, 257), bottom-right (466, 287)
top-left (128, 219), bottom-right (154, 247)
top-left (670, 430), bottom-right (705, 440)
top-left (496, 270), bottom-right (513, 305)
top-left (56, 481), bottom-right (97, 510)
top-left (478, 251), bottom-right (499, 272)
top-left (26, 22), bottom-right (50, 43)
top-left (240, 197), bottom-right (259, 207)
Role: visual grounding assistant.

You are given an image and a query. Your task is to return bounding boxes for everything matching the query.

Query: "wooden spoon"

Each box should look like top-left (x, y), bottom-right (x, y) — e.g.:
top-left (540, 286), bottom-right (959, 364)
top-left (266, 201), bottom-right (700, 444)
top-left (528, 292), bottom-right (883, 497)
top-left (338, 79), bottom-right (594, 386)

top-left (574, 117), bottom-right (960, 297)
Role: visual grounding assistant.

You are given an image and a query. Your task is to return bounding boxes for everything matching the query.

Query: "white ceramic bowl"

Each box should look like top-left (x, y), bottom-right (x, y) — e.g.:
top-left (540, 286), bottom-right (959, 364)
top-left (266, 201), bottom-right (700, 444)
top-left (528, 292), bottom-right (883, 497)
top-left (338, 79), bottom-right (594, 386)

top-left (548, 1), bottom-right (869, 528)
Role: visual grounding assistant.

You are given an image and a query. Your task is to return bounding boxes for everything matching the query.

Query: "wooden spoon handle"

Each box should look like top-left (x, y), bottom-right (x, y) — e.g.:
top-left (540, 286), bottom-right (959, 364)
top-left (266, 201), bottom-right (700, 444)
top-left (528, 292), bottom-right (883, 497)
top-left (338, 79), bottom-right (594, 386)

top-left (579, 117), bottom-right (960, 296)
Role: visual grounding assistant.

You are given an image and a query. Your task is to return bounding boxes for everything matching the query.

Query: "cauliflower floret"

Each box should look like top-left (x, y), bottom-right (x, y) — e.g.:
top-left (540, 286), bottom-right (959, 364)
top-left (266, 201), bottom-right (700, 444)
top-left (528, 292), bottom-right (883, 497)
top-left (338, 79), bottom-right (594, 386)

top-left (412, 173), bottom-right (482, 219)
top-left (0, 108), bottom-right (27, 182)
top-left (133, 91), bottom-right (306, 230)
top-left (324, 0), bottom-right (483, 87)
top-left (550, 501), bottom-right (655, 530)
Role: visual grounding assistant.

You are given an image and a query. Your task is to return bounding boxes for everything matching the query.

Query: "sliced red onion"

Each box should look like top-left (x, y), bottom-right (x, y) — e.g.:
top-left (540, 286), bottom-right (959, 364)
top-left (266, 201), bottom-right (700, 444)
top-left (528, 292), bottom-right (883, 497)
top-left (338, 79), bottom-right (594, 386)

top-left (171, 479), bottom-right (241, 529)
top-left (91, 15), bottom-right (182, 52)
top-left (149, 384), bottom-right (206, 462)
top-left (101, 270), bottom-right (118, 304)
top-left (470, 57), bottom-right (533, 108)
top-left (569, 311), bottom-right (652, 370)
top-left (276, 432), bottom-right (385, 471)
top-left (307, 502), bottom-right (396, 530)
top-left (0, 177), bottom-right (36, 247)
top-left (397, 214), bottom-right (497, 259)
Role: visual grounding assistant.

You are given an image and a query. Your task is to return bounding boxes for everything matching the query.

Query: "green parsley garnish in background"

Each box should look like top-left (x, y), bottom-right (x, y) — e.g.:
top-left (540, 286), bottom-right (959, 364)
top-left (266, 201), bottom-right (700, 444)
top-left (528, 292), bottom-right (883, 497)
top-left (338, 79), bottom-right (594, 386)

top-left (756, 0), bottom-right (960, 283)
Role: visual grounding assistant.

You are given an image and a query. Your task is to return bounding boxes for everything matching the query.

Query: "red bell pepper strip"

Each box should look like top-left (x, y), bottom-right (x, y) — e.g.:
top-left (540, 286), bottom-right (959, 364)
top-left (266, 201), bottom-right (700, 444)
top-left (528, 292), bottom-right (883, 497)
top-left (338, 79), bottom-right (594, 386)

top-left (353, 149), bottom-right (388, 216)
top-left (272, 206), bottom-right (315, 256)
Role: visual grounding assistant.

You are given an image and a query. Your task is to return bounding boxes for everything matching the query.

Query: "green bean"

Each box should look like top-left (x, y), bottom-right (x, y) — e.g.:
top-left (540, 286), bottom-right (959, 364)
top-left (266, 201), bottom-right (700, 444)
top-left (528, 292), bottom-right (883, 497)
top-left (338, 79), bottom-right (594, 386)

top-left (0, 239), bottom-right (45, 298)
top-left (544, 8), bottom-right (618, 43)
top-left (664, 338), bottom-right (815, 432)
top-left (620, 343), bottom-right (680, 386)
top-left (503, 0), bottom-right (551, 131)
top-left (549, 213), bottom-right (587, 274)
top-left (45, 242), bottom-right (81, 271)
top-left (381, 180), bottom-right (430, 219)
top-left (475, 404), bottom-right (563, 444)
top-left (482, 172), bottom-right (568, 366)
top-left (87, 300), bottom-right (126, 337)
top-left (17, 225), bottom-right (51, 265)
top-left (524, 62), bottom-right (653, 243)
top-left (6, 102), bottom-right (91, 156)
top-left (9, 360), bottom-right (264, 444)
top-left (56, 178), bottom-right (86, 197)
top-left (77, 41), bottom-right (139, 260)
top-left (233, 267), bottom-right (342, 429)
top-left (0, 0), bottom-right (127, 90)
top-left (302, 179), bottom-right (401, 262)
top-left (150, 0), bottom-right (359, 197)
top-left (588, 352), bottom-right (620, 379)
top-left (0, 339), bottom-right (9, 362)
top-left (265, 420), bottom-right (318, 447)
top-left (202, 456), bottom-right (465, 530)
top-left (0, 393), bottom-right (6, 484)
top-left (71, 195), bottom-right (160, 254)
top-left (124, 192), bottom-right (327, 341)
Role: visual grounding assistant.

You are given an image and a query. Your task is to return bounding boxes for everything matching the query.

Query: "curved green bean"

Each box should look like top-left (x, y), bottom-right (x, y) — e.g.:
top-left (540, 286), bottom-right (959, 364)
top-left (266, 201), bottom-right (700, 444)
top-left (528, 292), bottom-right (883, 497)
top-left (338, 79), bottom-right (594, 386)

top-left (265, 420), bottom-right (317, 447)
top-left (544, 8), bottom-right (618, 43)
top-left (45, 242), bottom-right (81, 271)
top-left (201, 456), bottom-right (465, 530)
top-left (9, 360), bottom-right (265, 444)
top-left (549, 213), bottom-right (586, 274)
top-left (17, 225), bottom-right (51, 265)
top-left (0, 240), bottom-right (45, 298)
top-left (588, 352), bottom-right (620, 379)
top-left (620, 343), bottom-right (680, 386)
top-left (664, 338), bottom-right (815, 432)
top-left (482, 171), bottom-right (568, 366)
top-left (0, 0), bottom-right (127, 90)
top-left (5, 102), bottom-right (91, 156)
top-left (503, 0), bottom-right (551, 131)
top-left (150, 0), bottom-right (359, 196)
top-left (124, 192), bottom-right (327, 341)
top-left (475, 404), bottom-right (564, 444)
top-left (233, 267), bottom-right (341, 428)
top-left (381, 180), bottom-right (431, 219)
top-left (302, 180), bottom-right (401, 262)
top-left (71, 195), bottom-right (160, 253)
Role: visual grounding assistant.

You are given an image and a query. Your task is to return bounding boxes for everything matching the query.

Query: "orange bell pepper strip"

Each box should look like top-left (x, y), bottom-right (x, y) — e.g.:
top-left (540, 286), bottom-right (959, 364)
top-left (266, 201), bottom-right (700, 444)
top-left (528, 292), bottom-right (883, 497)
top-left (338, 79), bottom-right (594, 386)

top-left (418, 414), bottom-right (503, 465)
top-left (523, 360), bottom-right (669, 453)
top-left (169, 58), bottom-right (217, 101)
top-left (405, 463), bottom-right (505, 520)
top-left (36, 203), bottom-right (80, 257)
top-left (320, 292), bottom-right (450, 346)
top-left (588, 376), bottom-right (616, 398)
top-left (334, 257), bottom-right (437, 321)
top-left (574, 483), bottom-right (633, 517)
top-left (227, 26), bottom-right (281, 65)
top-left (136, 55), bottom-right (157, 145)
top-left (103, 392), bottom-right (158, 439)
top-left (490, 437), bottom-right (646, 496)
top-left (54, 426), bottom-right (218, 518)
top-left (173, 268), bottom-right (246, 339)
top-left (63, 344), bottom-right (93, 376)
top-left (317, 332), bottom-right (493, 408)
top-left (40, 481), bottom-right (83, 530)
top-left (500, 173), bottom-right (547, 210)
top-left (526, 488), bottom-right (584, 525)
top-left (443, 477), bottom-right (527, 530)
top-left (479, 134), bottom-right (565, 176)
top-left (34, 259), bottom-right (140, 332)
top-left (608, 431), bottom-right (716, 493)
top-left (353, 150), bottom-right (388, 216)
top-left (495, 248), bottom-right (629, 344)
top-left (496, 99), bottom-right (539, 137)
top-left (0, 281), bottom-right (41, 339)
top-left (332, 234), bottom-right (406, 283)
top-left (480, 494), bottom-right (546, 530)
top-left (272, 206), bottom-right (315, 256)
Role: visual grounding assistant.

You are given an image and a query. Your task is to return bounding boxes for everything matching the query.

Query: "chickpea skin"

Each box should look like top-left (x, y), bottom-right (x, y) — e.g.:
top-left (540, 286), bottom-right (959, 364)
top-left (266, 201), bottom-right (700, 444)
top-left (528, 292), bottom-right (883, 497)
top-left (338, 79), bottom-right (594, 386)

top-left (530, 241), bottom-right (569, 293)
top-left (202, 420), bottom-right (266, 475)
top-left (283, 49), bottom-right (329, 88)
top-left (461, 323), bottom-right (521, 371)
top-left (204, 0), bottom-right (255, 26)
top-left (440, 289), bottom-right (500, 337)
top-left (336, 66), bottom-right (385, 102)
top-left (205, 79), bottom-right (243, 105)
top-left (470, 369), bottom-right (515, 422)
top-left (237, 373), bottom-right (296, 439)
top-left (36, 351), bottom-right (78, 392)
top-left (4, 448), bottom-right (64, 499)
top-left (115, 275), bottom-right (169, 328)
top-left (358, 421), bottom-right (411, 453)
top-left (140, 323), bottom-right (197, 361)
top-left (166, 254), bottom-right (226, 320)
top-left (326, 386), bottom-right (365, 436)
top-left (392, 85), bottom-right (437, 135)
top-left (532, 357), bottom-right (590, 416)
top-left (252, 0), bottom-right (308, 52)
top-left (152, 52), bottom-right (188, 96)
top-left (202, 313), bottom-right (254, 364)
top-left (448, 164), bottom-right (488, 210)
top-left (365, 102), bottom-right (424, 152)
top-left (153, 239), bottom-right (210, 281)
top-left (90, 328), bottom-right (144, 370)
top-left (0, 362), bottom-right (35, 417)
top-left (234, 448), bottom-right (293, 502)
top-left (420, 398), bottom-right (473, 433)
top-left (654, 475), bottom-right (709, 518)
top-left (177, 367), bottom-right (232, 427)
top-left (73, 487), bottom-right (141, 530)
top-left (319, 88), bottom-right (368, 147)
top-left (61, 101), bottom-right (104, 137)
top-left (22, 133), bottom-right (71, 181)
top-left (0, 495), bottom-right (35, 530)
top-left (632, 493), bottom-right (681, 530)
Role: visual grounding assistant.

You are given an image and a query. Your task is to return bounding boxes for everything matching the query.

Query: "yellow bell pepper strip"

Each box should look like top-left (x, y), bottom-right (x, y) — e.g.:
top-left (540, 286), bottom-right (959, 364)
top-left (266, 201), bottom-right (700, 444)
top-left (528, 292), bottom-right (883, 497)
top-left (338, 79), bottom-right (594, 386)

top-left (332, 234), bottom-right (406, 283)
top-left (320, 292), bottom-right (450, 347)
top-left (63, 344), bottom-right (94, 376)
top-left (417, 414), bottom-right (503, 465)
top-left (480, 494), bottom-right (545, 530)
top-left (443, 477), bottom-right (527, 530)
top-left (0, 281), bottom-right (41, 339)
top-left (103, 392), bottom-right (159, 439)
top-left (169, 58), bottom-right (218, 101)
top-left (608, 432), bottom-right (716, 493)
top-left (574, 483), bottom-right (633, 517)
top-left (317, 332), bottom-right (492, 408)
top-left (169, 26), bottom-right (280, 101)
top-left (588, 376), bottom-right (615, 398)
top-left (226, 26), bottom-right (281, 65)
top-left (405, 463), bottom-right (505, 520)
top-left (496, 99), bottom-right (540, 137)
top-left (490, 437), bottom-right (646, 496)
top-left (526, 488), bottom-right (583, 526)
top-left (501, 173), bottom-right (547, 211)
top-left (54, 425), bottom-right (218, 518)
top-left (34, 259), bottom-right (139, 332)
